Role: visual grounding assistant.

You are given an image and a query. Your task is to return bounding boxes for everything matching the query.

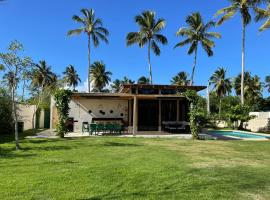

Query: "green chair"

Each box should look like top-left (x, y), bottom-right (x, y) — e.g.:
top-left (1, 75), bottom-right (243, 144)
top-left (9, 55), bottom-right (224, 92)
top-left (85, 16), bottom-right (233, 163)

top-left (89, 123), bottom-right (97, 135)
top-left (96, 123), bottom-right (104, 134)
top-left (82, 122), bottom-right (89, 133)
top-left (113, 124), bottom-right (122, 134)
top-left (105, 123), bottom-right (114, 134)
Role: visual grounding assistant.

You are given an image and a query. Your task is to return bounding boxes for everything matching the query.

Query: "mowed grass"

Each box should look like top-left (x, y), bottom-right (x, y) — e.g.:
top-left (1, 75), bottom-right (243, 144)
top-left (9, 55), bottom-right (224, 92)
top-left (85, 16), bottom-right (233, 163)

top-left (0, 135), bottom-right (270, 200)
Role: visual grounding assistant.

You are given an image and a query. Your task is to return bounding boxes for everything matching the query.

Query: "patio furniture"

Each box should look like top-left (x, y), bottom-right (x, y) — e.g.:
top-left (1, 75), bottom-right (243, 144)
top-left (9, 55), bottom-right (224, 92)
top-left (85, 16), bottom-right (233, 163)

top-left (113, 124), bottom-right (122, 134)
top-left (105, 123), bottom-right (114, 134)
top-left (82, 122), bottom-right (89, 133)
top-left (96, 123), bottom-right (105, 134)
top-left (89, 123), bottom-right (97, 135)
top-left (162, 121), bottom-right (190, 133)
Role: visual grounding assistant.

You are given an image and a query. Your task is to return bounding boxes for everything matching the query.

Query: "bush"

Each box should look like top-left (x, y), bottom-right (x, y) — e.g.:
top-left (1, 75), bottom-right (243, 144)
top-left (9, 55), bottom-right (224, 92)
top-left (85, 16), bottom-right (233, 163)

top-left (0, 89), bottom-right (13, 135)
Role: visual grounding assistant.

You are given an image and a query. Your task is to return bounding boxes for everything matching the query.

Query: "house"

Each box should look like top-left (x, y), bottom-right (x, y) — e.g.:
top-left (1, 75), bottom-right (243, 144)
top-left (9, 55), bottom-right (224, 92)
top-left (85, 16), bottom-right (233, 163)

top-left (50, 84), bottom-right (206, 134)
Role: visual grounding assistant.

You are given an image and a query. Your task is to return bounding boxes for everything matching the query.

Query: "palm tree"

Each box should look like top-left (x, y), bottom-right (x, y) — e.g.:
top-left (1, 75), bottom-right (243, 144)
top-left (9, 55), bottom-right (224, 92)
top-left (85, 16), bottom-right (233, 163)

top-left (63, 65), bottom-right (81, 91)
top-left (30, 60), bottom-right (57, 128)
top-left (137, 76), bottom-right (150, 84)
top-left (255, 3), bottom-right (270, 31)
top-left (111, 77), bottom-right (134, 93)
top-left (265, 75), bottom-right (270, 92)
top-left (171, 71), bottom-right (190, 86)
top-left (90, 61), bottom-right (112, 92)
top-left (234, 72), bottom-right (262, 105)
top-left (126, 11), bottom-right (168, 84)
top-left (174, 12), bottom-right (221, 85)
top-left (215, 0), bottom-right (265, 104)
top-left (68, 8), bottom-right (109, 93)
top-left (210, 67), bottom-right (232, 116)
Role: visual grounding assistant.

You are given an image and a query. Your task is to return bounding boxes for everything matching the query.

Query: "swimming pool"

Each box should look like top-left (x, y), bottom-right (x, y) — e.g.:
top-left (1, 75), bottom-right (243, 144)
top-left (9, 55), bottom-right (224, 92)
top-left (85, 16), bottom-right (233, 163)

top-left (208, 130), bottom-right (270, 140)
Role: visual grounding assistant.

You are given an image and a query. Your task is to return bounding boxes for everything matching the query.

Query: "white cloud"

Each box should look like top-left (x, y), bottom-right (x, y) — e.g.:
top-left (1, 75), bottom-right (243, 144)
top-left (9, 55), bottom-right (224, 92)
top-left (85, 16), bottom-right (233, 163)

top-left (77, 79), bottom-right (89, 92)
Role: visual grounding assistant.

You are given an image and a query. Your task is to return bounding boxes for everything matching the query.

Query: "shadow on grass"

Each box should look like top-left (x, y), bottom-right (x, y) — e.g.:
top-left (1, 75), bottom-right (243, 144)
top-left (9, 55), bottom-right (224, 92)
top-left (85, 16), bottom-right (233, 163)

top-left (103, 142), bottom-right (142, 147)
top-left (0, 147), bottom-right (36, 159)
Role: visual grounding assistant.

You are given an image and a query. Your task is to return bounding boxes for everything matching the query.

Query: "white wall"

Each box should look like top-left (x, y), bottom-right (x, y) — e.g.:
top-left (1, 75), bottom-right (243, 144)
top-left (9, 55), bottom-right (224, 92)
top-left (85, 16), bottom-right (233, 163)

top-left (246, 112), bottom-right (270, 132)
top-left (68, 98), bottom-right (129, 132)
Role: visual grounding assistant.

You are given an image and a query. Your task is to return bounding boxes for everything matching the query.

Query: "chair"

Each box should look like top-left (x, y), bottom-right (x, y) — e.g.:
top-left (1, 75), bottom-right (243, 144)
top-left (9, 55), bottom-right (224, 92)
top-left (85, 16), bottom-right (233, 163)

top-left (89, 123), bottom-right (97, 135)
top-left (105, 123), bottom-right (114, 134)
top-left (96, 123), bottom-right (104, 134)
top-left (82, 122), bottom-right (89, 133)
top-left (113, 124), bottom-right (122, 134)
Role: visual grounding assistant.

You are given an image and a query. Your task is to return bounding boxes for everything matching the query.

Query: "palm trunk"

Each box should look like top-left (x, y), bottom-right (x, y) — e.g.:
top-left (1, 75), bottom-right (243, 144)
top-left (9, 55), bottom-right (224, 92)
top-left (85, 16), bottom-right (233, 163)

top-left (190, 47), bottom-right (197, 86)
top-left (12, 83), bottom-right (19, 150)
top-left (219, 98), bottom-right (222, 118)
top-left (241, 19), bottom-right (246, 105)
top-left (207, 81), bottom-right (210, 115)
top-left (148, 40), bottom-right (152, 84)
top-left (22, 78), bottom-right (26, 102)
top-left (88, 34), bottom-right (91, 93)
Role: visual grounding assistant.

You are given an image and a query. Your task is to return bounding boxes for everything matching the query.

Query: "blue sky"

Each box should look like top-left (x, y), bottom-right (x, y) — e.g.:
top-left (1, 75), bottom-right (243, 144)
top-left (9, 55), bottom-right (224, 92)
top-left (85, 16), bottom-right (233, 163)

top-left (0, 0), bottom-right (269, 95)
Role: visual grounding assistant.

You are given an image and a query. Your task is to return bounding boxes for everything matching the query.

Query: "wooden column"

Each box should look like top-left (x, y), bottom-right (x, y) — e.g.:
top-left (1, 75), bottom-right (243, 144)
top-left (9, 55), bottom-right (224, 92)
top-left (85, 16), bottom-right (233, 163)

top-left (158, 100), bottom-right (162, 131)
top-left (132, 96), bottom-right (138, 136)
top-left (176, 99), bottom-right (180, 122)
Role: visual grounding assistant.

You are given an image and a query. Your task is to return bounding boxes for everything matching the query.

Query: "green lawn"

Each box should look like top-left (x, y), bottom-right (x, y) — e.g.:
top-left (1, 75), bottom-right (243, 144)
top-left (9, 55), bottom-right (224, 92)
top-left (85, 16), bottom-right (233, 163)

top-left (0, 133), bottom-right (269, 200)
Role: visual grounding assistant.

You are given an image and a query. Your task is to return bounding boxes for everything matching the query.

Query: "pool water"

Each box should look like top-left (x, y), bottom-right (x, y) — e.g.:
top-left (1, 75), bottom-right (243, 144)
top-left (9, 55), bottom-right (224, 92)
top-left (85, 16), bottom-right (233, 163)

top-left (209, 131), bottom-right (269, 139)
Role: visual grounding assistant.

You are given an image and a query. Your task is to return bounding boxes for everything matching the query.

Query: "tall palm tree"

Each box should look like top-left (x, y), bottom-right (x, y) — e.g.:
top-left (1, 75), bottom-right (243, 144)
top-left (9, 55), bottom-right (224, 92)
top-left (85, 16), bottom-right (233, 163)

top-left (234, 71), bottom-right (262, 105)
top-left (174, 12), bottom-right (221, 85)
top-left (255, 3), bottom-right (270, 31)
top-left (90, 61), bottom-right (112, 92)
top-left (63, 65), bottom-right (81, 91)
top-left (137, 76), bottom-right (150, 84)
top-left (171, 71), bottom-right (190, 86)
top-left (67, 8), bottom-right (109, 93)
top-left (215, 0), bottom-right (265, 104)
top-left (30, 60), bottom-right (56, 128)
top-left (210, 67), bottom-right (232, 116)
top-left (126, 11), bottom-right (168, 84)
top-left (265, 75), bottom-right (270, 92)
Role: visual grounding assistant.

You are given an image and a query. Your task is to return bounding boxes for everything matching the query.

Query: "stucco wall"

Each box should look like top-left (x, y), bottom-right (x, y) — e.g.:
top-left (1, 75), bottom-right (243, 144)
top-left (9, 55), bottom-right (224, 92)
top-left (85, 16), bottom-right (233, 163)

top-left (246, 112), bottom-right (270, 132)
top-left (66, 98), bottom-right (129, 132)
top-left (17, 104), bottom-right (45, 131)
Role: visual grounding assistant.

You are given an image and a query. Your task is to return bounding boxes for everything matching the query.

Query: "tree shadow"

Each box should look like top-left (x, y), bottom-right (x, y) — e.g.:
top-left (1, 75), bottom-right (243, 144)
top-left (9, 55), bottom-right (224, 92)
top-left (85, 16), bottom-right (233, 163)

top-left (103, 142), bottom-right (142, 147)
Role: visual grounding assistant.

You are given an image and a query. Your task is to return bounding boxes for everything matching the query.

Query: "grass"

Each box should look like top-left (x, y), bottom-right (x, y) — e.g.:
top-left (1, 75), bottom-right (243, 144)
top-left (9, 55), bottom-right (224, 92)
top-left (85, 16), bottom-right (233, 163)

top-left (0, 132), bottom-right (270, 199)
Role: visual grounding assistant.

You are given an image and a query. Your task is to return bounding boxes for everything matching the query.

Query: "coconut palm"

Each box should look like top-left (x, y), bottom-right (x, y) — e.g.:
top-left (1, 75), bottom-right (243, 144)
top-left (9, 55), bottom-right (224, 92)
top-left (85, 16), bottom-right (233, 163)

top-left (126, 11), bottom-right (168, 84)
top-left (137, 76), bottom-right (150, 84)
top-left (63, 65), bottom-right (81, 91)
top-left (68, 8), bottom-right (109, 92)
top-left (90, 61), bottom-right (112, 92)
top-left (255, 3), bottom-right (270, 31)
top-left (111, 77), bottom-right (134, 93)
top-left (210, 67), bottom-right (232, 116)
top-left (215, 0), bottom-right (265, 104)
top-left (30, 60), bottom-right (57, 128)
top-left (265, 75), bottom-right (270, 92)
top-left (174, 12), bottom-right (221, 85)
top-left (171, 71), bottom-right (190, 86)
top-left (234, 72), bottom-right (262, 105)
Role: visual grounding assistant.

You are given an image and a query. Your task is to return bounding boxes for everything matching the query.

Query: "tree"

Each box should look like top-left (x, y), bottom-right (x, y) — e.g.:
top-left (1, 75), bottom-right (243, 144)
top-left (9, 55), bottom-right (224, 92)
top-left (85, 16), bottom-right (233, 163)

top-left (265, 75), bottom-right (270, 92)
top-left (137, 76), bottom-right (150, 84)
top-left (90, 61), bottom-right (112, 92)
top-left (0, 41), bottom-right (32, 150)
top-left (63, 65), bottom-right (81, 91)
top-left (171, 71), bottom-right (190, 86)
top-left (126, 11), bottom-right (168, 84)
top-left (111, 76), bottom-right (134, 93)
top-left (30, 60), bottom-right (57, 129)
top-left (234, 72), bottom-right (262, 105)
top-left (215, 0), bottom-right (264, 104)
top-left (68, 8), bottom-right (109, 93)
top-left (210, 67), bottom-right (232, 117)
top-left (255, 3), bottom-right (270, 31)
top-left (174, 12), bottom-right (221, 85)
top-left (0, 88), bottom-right (13, 135)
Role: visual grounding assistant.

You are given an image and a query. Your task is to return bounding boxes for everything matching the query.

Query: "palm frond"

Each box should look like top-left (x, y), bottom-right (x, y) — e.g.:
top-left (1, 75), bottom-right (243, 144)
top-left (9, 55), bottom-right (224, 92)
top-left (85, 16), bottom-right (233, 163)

top-left (67, 28), bottom-right (84, 36)
top-left (153, 34), bottom-right (168, 45)
top-left (151, 40), bottom-right (161, 56)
